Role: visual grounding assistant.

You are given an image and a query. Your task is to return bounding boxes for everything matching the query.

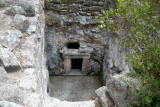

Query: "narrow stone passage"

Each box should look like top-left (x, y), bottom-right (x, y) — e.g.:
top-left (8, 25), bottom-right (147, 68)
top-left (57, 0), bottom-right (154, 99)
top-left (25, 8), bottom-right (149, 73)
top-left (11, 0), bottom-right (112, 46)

top-left (49, 76), bottom-right (101, 101)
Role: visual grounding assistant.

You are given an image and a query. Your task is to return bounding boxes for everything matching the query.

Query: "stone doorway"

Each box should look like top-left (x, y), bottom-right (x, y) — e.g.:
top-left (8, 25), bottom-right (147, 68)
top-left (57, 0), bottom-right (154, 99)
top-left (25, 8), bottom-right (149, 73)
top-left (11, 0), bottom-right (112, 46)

top-left (71, 59), bottom-right (83, 70)
top-left (61, 42), bottom-right (92, 75)
top-left (48, 42), bottom-right (102, 101)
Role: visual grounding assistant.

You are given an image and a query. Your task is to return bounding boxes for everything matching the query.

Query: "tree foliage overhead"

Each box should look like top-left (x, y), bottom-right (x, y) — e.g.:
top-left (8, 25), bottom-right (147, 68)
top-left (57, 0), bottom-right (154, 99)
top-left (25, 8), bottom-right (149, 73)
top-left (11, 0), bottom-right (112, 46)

top-left (98, 0), bottom-right (160, 106)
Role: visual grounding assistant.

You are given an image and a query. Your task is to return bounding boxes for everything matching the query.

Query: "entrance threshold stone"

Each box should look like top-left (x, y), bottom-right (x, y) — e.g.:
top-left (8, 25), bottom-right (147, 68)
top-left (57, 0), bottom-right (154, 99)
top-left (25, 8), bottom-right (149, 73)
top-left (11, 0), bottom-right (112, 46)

top-left (63, 69), bottom-right (84, 76)
top-left (49, 76), bottom-right (101, 101)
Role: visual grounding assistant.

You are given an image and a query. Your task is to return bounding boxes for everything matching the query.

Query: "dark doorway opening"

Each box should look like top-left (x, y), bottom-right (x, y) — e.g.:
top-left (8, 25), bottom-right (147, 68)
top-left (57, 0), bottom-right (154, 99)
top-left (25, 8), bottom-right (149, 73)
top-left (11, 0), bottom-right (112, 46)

top-left (67, 43), bottom-right (80, 49)
top-left (71, 59), bottom-right (83, 69)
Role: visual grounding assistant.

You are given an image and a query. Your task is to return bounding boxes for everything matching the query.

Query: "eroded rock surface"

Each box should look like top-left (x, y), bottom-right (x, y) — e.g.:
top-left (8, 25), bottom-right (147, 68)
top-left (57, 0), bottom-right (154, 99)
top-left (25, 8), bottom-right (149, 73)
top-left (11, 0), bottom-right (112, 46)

top-left (0, 48), bottom-right (21, 72)
top-left (0, 83), bottom-right (23, 104)
top-left (5, 6), bottom-right (26, 16)
top-left (0, 0), bottom-right (15, 8)
top-left (0, 101), bottom-right (23, 107)
top-left (0, 30), bottom-right (23, 51)
top-left (0, 67), bottom-right (9, 83)
top-left (12, 14), bottom-right (29, 33)
top-left (45, 0), bottom-right (106, 76)
top-left (0, 0), bottom-right (47, 106)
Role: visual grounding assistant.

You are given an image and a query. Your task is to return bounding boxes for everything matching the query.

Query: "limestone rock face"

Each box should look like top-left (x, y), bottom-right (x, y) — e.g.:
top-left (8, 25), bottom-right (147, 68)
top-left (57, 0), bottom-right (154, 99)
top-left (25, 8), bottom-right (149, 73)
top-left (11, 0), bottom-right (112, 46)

top-left (106, 75), bottom-right (133, 107)
top-left (101, 36), bottom-right (134, 107)
top-left (19, 69), bottom-right (38, 91)
top-left (95, 86), bottom-right (115, 107)
top-left (45, 0), bottom-right (105, 75)
top-left (5, 6), bottom-right (26, 16)
top-left (0, 83), bottom-right (23, 104)
top-left (0, 0), bottom-right (15, 8)
top-left (45, 12), bottom-right (61, 26)
top-left (0, 0), bottom-right (47, 106)
top-left (16, 0), bottom-right (35, 17)
top-left (12, 14), bottom-right (30, 33)
top-left (14, 36), bottom-right (38, 68)
top-left (96, 86), bottom-right (109, 107)
top-left (89, 60), bottom-right (101, 75)
top-left (0, 67), bottom-right (9, 83)
top-left (0, 14), bottom-right (13, 30)
top-left (0, 101), bottom-right (23, 107)
top-left (0, 30), bottom-right (23, 51)
top-left (0, 48), bottom-right (21, 72)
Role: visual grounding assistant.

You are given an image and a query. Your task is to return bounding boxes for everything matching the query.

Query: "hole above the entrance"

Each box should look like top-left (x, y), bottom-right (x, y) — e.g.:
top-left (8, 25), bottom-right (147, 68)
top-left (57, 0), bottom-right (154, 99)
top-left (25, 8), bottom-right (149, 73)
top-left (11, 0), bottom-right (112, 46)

top-left (67, 43), bottom-right (80, 49)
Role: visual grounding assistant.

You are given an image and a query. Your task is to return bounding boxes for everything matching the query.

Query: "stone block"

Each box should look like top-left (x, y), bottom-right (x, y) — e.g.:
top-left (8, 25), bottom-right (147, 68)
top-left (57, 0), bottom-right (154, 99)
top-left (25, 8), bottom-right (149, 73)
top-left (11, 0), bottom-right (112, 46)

top-left (90, 60), bottom-right (101, 75)
top-left (0, 0), bottom-right (15, 8)
top-left (0, 83), bottom-right (23, 104)
top-left (5, 6), bottom-right (26, 16)
top-left (79, 47), bottom-right (93, 53)
top-left (84, 1), bottom-right (97, 6)
top-left (16, 0), bottom-right (35, 17)
top-left (79, 11), bottom-right (87, 15)
top-left (69, 4), bottom-right (79, 13)
top-left (0, 30), bottom-right (23, 51)
top-left (12, 14), bottom-right (29, 33)
top-left (89, 6), bottom-right (101, 11)
top-left (0, 101), bottom-right (23, 107)
top-left (95, 86), bottom-right (115, 107)
top-left (0, 48), bottom-right (21, 72)
top-left (98, 2), bottom-right (104, 6)
top-left (46, 0), bottom-right (61, 4)
top-left (76, 0), bottom-right (85, 4)
top-left (0, 67), bottom-right (9, 83)
top-left (45, 12), bottom-right (61, 25)
top-left (106, 75), bottom-right (134, 107)
top-left (0, 14), bottom-right (12, 30)
top-left (19, 69), bottom-right (38, 91)
top-left (46, 3), bottom-right (61, 11)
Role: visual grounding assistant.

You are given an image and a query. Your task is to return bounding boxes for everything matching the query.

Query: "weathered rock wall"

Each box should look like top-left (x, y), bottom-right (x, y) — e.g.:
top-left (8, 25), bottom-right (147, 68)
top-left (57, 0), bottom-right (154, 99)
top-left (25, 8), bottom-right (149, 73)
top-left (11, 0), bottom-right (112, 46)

top-left (45, 0), bottom-right (108, 76)
top-left (45, 0), bottom-right (133, 106)
top-left (102, 36), bottom-right (134, 107)
top-left (0, 0), bottom-right (49, 106)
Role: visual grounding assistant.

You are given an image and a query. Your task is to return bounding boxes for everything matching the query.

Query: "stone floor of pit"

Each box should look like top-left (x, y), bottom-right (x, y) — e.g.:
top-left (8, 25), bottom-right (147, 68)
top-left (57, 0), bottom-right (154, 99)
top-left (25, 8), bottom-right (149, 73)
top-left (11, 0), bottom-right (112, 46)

top-left (49, 75), bottom-right (101, 101)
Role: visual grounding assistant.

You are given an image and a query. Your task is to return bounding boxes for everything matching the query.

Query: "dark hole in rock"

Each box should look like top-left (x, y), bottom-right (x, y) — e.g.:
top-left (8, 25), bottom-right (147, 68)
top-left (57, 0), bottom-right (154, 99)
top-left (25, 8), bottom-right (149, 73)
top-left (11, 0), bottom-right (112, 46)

top-left (71, 59), bottom-right (83, 70)
top-left (0, 59), bottom-right (4, 66)
top-left (5, 66), bottom-right (21, 73)
top-left (67, 43), bottom-right (80, 49)
top-left (47, 82), bottom-right (50, 94)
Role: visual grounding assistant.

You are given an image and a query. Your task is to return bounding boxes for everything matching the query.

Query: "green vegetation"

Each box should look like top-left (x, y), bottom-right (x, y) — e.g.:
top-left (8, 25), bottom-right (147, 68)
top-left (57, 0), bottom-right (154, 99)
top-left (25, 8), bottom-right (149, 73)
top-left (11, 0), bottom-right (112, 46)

top-left (97, 0), bottom-right (160, 106)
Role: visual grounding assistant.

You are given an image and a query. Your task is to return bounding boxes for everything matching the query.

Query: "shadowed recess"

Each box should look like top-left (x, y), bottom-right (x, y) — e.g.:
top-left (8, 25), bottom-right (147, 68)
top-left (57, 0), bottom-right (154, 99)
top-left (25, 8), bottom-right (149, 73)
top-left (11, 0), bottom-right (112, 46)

top-left (67, 43), bottom-right (80, 49)
top-left (71, 59), bottom-right (83, 70)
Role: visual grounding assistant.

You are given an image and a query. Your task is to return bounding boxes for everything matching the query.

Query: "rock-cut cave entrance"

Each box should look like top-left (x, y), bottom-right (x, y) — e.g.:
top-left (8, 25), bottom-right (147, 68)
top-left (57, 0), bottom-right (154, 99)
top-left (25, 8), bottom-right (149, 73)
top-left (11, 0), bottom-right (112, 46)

top-left (48, 42), bottom-right (102, 101)
top-left (71, 59), bottom-right (83, 70)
